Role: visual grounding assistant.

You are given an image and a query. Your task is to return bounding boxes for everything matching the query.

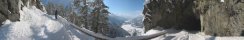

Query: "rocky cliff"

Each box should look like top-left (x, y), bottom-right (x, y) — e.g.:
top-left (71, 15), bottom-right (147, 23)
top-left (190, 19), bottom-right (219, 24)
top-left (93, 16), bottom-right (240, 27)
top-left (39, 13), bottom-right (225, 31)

top-left (0, 0), bottom-right (44, 25)
top-left (143, 0), bottom-right (201, 32)
top-left (195, 0), bottom-right (244, 36)
top-left (143, 0), bottom-right (244, 36)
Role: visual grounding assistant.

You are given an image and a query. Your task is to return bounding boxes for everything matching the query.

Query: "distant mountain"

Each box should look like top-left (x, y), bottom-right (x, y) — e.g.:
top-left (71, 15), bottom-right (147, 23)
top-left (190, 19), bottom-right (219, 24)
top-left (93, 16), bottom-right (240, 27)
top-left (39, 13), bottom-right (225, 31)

top-left (108, 14), bottom-right (128, 27)
top-left (108, 14), bottom-right (145, 37)
top-left (120, 15), bottom-right (144, 36)
top-left (107, 14), bottom-right (131, 37)
top-left (123, 15), bottom-right (144, 28)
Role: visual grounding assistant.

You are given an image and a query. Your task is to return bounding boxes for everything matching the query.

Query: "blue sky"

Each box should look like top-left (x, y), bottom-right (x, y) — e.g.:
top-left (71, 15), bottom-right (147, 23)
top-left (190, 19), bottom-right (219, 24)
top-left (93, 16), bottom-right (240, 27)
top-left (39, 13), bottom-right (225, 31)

top-left (104, 0), bottom-right (144, 18)
top-left (41, 0), bottom-right (144, 19)
top-left (41, 0), bottom-right (72, 7)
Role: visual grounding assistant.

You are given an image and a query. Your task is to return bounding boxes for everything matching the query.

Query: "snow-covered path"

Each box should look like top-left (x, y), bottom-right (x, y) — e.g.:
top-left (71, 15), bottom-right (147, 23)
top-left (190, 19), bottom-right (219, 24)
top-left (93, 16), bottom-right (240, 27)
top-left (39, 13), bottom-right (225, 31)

top-left (0, 5), bottom-right (165, 40)
top-left (2, 1), bottom-right (244, 40)
top-left (0, 6), bottom-right (94, 40)
top-left (143, 28), bottom-right (244, 40)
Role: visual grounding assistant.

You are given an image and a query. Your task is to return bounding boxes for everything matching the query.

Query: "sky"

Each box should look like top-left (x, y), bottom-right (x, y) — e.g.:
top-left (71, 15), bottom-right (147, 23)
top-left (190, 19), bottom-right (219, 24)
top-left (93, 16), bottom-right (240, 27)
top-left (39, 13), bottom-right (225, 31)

top-left (41, 0), bottom-right (72, 7)
top-left (41, 0), bottom-right (144, 19)
top-left (103, 0), bottom-right (144, 19)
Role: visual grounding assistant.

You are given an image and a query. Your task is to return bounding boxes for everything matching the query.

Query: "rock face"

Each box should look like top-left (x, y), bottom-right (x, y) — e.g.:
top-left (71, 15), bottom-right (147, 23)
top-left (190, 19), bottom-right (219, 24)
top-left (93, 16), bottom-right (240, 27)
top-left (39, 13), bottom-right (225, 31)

top-left (22, 0), bottom-right (44, 11)
top-left (143, 0), bottom-right (201, 32)
top-left (195, 0), bottom-right (244, 36)
top-left (0, 0), bottom-right (20, 25)
top-left (143, 0), bottom-right (244, 36)
top-left (0, 0), bottom-right (44, 25)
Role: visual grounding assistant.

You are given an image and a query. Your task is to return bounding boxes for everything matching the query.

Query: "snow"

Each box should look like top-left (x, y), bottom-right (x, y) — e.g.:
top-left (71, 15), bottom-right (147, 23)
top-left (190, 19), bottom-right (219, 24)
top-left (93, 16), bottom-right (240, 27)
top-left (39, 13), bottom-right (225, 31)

top-left (70, 23), bottom-right (111, 39)
top-left (1, 0), bottom-right (243, 40)
top-left (144, 0), bottom-right (150, 5)
top-left (145, 13), bottom-right (151, 16)
top-left (221, 0), bottom-right (224, 2)
top-left (0, 2), bottom-right (166, 40)
top-left (144, 29), bottom-right (162, 35)
top-left (87, 0), bottom-right (95, 2)
top-left (1, 20), bottom-right (12, 24)
top-left (143, 28), bottom-right (244, 40)
top-left (0, 5), bottom-right (94, 40)
top-left (121, 24), bottom-right (144, 36)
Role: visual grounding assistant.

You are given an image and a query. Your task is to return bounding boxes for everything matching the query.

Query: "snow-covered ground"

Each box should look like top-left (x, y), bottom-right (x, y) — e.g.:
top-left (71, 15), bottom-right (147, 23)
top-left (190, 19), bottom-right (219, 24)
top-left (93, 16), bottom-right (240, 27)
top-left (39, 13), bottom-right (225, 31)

top-left (1, 0), bottom-right (243, 40)
top-left (142, 28), bottom-right (244, 40)
top-left (220, 0), bottom-right (224, 2)
top-left (1, 6), bottom-right (244, 40)
top-left (0, 1), bottom-right (165, 39)
top-left (0, 4), bottom-right (164, 40)
top-left (121, 24), bottom-right (144, 36)
top-left (121, 20), bottom-right (244, 40)
top-left (0, 6), bottom-right (94, 40)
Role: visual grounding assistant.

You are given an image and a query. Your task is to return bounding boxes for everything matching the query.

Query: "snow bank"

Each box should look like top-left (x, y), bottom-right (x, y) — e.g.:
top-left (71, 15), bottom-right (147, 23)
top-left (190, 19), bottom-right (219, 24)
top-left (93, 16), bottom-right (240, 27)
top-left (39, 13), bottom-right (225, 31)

top-left (1, 20), bottom-right (12, 24)
top-left (144, 28), bottom-right (244, 40)
top-left (144, 29), bottom-right (162, 35)
top-left (0, 3), bottom-right (166, 40)
top-left (220, 0), bottom-right (224, 2)
top-left (0, 21), bottom-right (33, 40)
top-left (0, 5), bottom-right (94, 40)
top-left (121, 24), bottom-right (144, 36)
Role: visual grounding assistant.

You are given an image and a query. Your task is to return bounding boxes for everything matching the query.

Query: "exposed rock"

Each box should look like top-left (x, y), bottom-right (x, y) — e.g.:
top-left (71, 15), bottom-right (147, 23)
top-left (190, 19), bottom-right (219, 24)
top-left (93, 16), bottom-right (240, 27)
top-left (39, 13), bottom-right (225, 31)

top-left (143, 0), bottom-right (201, 32)
top-left (0, 0), bottom-right (44, 26)
top-left (0, 0), bottom-right (20, 25)
top-left (21, 0), bottom-right (44, 11)
top-left (143, 0), bottom-right (244, 36)
top-left (195, 0), bottom-right (244, 36)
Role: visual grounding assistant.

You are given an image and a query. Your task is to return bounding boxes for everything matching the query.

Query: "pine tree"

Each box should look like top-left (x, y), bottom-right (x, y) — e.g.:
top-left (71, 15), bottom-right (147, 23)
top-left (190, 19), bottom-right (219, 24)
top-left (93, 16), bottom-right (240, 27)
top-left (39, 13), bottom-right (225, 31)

top-left (72, 0), bottom-right (111, 38)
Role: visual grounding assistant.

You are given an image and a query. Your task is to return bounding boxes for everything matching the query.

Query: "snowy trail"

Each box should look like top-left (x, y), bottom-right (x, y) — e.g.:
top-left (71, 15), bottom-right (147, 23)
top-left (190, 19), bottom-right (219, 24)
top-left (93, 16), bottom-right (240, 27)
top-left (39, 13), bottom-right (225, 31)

top-left (3, 1), bottom-right (244, 40)
top-left (144, 28), bottom-right (244, 40)
top-left (0, 5), bottom-right (166, 40)
top-left (57, 14), bottom-right (167, 40)
top-left (0, 6), bottom-right (94, 40)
